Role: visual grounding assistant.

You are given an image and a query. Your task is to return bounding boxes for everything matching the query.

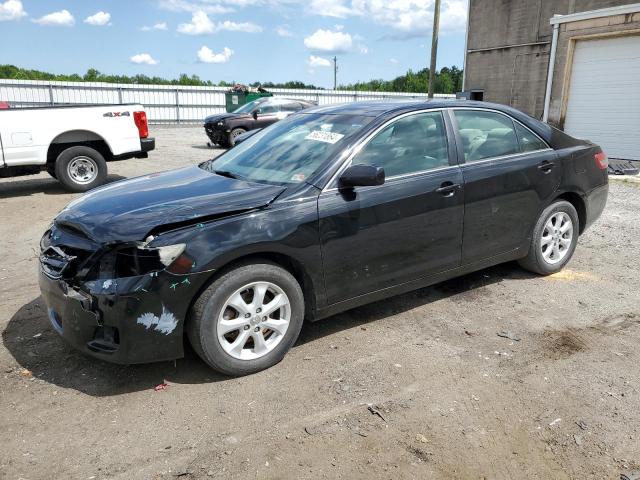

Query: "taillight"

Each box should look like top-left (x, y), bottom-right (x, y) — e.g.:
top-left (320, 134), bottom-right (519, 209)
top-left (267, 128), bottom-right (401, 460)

top-left (133, 111), bottom-right (149, 138)
top-left (594, 152), bottom-right (608, 170)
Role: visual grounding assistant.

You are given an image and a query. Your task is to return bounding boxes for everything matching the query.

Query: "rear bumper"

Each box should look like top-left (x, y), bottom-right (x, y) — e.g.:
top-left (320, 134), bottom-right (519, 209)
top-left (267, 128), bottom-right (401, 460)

top-left (583, 182), bottom-right (608, 232)
top-left (111, 137), bottom-right (155, 161)
top-left (38, 267), bottom-right (203, 364)
top-left (141, 137), bottom-right (155, 153)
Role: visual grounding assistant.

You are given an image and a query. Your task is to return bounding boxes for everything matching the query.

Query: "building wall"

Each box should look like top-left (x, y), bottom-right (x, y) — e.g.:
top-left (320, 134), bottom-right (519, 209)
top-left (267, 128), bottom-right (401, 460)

top-left (465, 0), bottom-right (639, 120)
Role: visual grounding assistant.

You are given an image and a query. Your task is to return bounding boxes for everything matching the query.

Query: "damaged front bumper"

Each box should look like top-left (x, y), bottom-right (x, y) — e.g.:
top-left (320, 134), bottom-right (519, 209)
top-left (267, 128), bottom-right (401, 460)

top-left (204, 124), bottom-right (227, 144)
top-left (38, 226), bottom-right (211, 365)
top-left (39, 267), bottom-right (209, 364)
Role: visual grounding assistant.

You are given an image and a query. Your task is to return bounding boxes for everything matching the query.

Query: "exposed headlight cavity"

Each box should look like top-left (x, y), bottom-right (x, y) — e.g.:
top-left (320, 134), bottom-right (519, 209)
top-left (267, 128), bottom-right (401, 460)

top-left (90, 244), bottom-right (187, 279)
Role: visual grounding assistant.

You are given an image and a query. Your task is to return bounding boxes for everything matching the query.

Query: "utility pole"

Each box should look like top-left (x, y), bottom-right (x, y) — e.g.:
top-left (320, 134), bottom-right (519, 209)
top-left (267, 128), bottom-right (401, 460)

top-left (333, 56), bottom-right (338, 90)
top-left (428, 0), bottom-right (441, 98)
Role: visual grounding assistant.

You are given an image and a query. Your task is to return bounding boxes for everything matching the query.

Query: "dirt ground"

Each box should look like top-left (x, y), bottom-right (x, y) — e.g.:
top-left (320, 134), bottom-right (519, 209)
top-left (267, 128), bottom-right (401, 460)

top-left (1, 126), bottom-right (639, 480)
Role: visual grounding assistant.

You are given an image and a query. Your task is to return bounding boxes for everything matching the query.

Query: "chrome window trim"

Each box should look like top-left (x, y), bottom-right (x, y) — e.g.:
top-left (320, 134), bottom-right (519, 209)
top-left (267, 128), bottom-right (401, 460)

top-left (322, 108), bottom-right (452, 193)
top-left (449, 106), bottom-right (552, 162)
top-left (457, 147), bottom-right (554, 168)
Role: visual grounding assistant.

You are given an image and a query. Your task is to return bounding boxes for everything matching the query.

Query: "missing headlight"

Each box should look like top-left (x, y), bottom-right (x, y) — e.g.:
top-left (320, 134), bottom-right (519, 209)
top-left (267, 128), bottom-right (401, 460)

top-left (90, 244), bottom-right (187, 279)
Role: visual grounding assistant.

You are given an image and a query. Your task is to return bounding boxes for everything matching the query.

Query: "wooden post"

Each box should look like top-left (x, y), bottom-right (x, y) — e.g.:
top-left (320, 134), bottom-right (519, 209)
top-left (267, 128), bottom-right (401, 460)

top-left (428, 0), bottom-right (441, 99)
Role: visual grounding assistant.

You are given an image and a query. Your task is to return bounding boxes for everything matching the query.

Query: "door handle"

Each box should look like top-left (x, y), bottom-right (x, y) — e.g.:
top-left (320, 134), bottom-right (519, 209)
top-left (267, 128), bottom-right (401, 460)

top-left (435, 182), bottom-right (460, 197)
top-left (538, 161), bottom-right (555, 173)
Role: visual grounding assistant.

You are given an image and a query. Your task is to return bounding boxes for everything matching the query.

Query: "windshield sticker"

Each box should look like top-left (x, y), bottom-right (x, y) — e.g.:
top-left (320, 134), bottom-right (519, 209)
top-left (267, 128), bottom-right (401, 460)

top-left (305, 130), bottom-right (344, 144)
top-left (291, 173), bottom-right (306, 182)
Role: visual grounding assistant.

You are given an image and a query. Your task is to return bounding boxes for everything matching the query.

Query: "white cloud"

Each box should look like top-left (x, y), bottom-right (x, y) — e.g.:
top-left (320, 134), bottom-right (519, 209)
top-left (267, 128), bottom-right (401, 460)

top-left (197, 45), bottom-right (234, 63)
top-left (308, 0), bottom-right (355, 18)
top-left (275, 25), bottom-right (293, 37)
top-left (218, 19), bottom-right (262, 32)
top-left (33, 9), bottom-right (75, 26)
top-left (307, 55), bottom-right (331, 68)
top-left (159, 0), bottom-right (233, 15)
top-left (0, 0), bottom-right (26, 21)
top-left (177, 10), bottom-right (261, 35)
top-left (389, 57), bottom-right (399, 64)
top-left (84, 11), bottom-right (111, 26)
top-left (130, 53), bottom-right (159, 65)
top-left (308, 0), bottom-right (468, 37)
top-left (304, 29), bottom-right (352, 53)
top-left (142, 22), bottom-right (168, 31)
top-left (177, 10), bottom-right (215, 34)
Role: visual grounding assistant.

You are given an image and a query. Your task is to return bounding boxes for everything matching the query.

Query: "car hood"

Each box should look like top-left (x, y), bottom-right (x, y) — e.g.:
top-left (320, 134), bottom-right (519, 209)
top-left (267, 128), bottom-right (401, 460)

top-left (204, 113), bottom-right (247, 124)
top-left (55, 166), bottom-right (285, 243)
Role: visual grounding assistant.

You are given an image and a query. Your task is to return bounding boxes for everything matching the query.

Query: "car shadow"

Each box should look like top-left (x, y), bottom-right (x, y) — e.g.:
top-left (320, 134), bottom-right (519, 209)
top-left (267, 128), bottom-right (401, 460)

top-left (0, 174), bottom-right (127, 199)
top-left (191, 144), bottom-right (227, 151)
top-left (2, 262), bottom-right (536, 397)
top-left (298, 262), bottom-right (536, 345)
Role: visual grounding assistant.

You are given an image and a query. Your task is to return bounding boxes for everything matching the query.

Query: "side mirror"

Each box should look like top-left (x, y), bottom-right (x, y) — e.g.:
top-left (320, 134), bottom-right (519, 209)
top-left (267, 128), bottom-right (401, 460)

top-left (339, 164), bottom-right (385, 188)
top-left (252, 110), bottom-right (258, 120)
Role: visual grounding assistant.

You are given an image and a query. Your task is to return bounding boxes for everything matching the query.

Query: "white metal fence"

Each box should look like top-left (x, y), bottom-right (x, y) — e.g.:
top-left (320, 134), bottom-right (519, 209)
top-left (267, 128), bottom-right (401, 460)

top-left (0, 79), bottom-right (455, 124)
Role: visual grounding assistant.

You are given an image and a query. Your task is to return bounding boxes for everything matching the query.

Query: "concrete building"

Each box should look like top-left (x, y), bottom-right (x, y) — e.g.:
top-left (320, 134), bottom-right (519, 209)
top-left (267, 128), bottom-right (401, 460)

top-left (463, 1), bottom-right (640, 161)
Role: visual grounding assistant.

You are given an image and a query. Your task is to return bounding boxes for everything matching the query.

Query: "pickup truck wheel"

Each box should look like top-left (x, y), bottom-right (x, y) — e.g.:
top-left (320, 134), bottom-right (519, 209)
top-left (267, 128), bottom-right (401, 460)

top-left (518, 200), bottom-right (579, 275)
top-left (55, 146), bottom-right (107, 192)
top-left (228, 128), bottom-right (246, 147)
top-left (188, 262), bottom-right (304, 376)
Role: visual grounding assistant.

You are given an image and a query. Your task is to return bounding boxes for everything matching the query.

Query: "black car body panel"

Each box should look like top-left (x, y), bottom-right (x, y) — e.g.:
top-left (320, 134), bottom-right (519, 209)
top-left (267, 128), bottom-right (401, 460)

top-left (55, 166), bottom-right (285, 243)
top-left (39, 100), bottom-right (608, 365)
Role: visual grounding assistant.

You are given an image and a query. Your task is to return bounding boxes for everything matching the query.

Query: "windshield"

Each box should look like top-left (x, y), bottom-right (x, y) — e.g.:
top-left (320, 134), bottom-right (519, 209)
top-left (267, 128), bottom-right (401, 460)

top-left (232, 99), bottom-right (265, 114)
top-left (200, 113), bottom-right (373, 185)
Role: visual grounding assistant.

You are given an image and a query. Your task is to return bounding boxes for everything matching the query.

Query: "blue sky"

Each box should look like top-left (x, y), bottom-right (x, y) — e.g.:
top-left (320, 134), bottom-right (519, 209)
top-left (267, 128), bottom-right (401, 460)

top-left (0, 0), bottom-right (468, 88)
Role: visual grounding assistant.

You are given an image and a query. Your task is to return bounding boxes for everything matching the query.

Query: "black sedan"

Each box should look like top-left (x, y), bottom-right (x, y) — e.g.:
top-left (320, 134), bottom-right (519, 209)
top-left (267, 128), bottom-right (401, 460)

top-left (39, 100), bottom-right (608, 376)
top-left (204, 97), bottom-right (317, 147)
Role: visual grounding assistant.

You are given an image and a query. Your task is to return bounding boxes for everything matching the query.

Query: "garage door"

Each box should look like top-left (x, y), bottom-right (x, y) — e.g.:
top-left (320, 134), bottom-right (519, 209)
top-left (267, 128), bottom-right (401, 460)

top-left (564, 34), bottom-right (640, 161)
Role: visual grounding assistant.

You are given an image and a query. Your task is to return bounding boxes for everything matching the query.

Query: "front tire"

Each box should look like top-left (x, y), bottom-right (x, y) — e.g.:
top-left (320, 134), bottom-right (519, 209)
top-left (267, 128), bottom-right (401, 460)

top-left (518, 200), bottom-right (579, 275)
top-left (55, 146), bottom-right (107, 192)
top-left (228, 128), bottom-right (246, 148)
top-left (188, 262), bottom-right (304, 376)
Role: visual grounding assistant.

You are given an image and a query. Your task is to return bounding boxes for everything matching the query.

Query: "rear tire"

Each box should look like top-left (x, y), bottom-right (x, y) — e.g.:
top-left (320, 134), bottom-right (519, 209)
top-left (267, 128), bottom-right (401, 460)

top-left (188, 262), bottom-right (304, 376)
top-left (228, 128), bottom-right (246, 148)
top-left (518, 200), bottom-right (579, 275)
top-left (55, 146), bottom-right (107, 192)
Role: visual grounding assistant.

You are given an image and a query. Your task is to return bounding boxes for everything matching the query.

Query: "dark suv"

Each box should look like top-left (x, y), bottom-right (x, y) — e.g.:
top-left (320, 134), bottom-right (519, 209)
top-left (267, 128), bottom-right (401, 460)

top-left (40, 101), bottom-right (608, 376)
top-left (204, 97), bottom-right (316, 147)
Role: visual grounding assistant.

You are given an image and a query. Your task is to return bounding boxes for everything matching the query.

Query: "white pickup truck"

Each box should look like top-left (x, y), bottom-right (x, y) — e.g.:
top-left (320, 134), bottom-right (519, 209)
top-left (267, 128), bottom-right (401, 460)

top-left (0, 104), bottom-right (155, 192)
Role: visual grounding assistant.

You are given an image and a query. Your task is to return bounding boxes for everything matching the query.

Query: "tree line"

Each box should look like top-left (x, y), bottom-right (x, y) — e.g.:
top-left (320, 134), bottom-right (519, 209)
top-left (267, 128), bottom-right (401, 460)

top-left (0, 64), bottom-right (462, 93)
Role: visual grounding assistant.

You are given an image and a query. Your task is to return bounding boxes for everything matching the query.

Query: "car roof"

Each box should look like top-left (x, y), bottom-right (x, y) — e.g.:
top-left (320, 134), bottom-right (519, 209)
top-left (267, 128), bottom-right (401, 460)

top-left (303, 99), bottom-right (528, 117)
top-left (301, 99), bottom-right (564, 148)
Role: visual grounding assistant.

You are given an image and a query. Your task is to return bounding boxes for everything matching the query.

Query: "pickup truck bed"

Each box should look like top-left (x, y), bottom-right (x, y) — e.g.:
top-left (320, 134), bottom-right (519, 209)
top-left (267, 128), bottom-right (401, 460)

top-left (0, 104), bottom-right (155, 192)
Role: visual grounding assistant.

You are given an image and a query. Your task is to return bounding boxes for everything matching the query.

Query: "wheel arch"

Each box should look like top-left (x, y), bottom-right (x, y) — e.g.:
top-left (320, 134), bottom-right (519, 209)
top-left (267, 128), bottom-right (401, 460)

top-left (185, 251), bottom-right (319, 330)
top-left (553, 191), bottom-right (586, 234)
top-left (47, 130), bottom-right (113, 165)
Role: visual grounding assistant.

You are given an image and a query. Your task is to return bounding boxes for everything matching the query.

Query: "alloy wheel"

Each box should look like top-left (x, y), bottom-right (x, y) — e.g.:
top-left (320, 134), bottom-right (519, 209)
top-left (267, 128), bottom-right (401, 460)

top-left (540, 211), bottom-right (573, 265)
top-left (216, 281), bottom-right (291, 360)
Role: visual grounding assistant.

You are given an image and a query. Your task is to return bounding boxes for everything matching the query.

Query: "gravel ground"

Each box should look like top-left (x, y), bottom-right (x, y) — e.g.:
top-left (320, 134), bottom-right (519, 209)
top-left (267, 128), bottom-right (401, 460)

top-left (1, 126), bottom-right (639, 480)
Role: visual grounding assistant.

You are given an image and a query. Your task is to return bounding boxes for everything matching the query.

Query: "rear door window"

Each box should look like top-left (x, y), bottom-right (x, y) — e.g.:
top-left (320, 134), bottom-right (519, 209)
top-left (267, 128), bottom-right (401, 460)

top-left (454, 110), bottom-right (519, 162)
top-left (514, 122), bottom-right (548, 152)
